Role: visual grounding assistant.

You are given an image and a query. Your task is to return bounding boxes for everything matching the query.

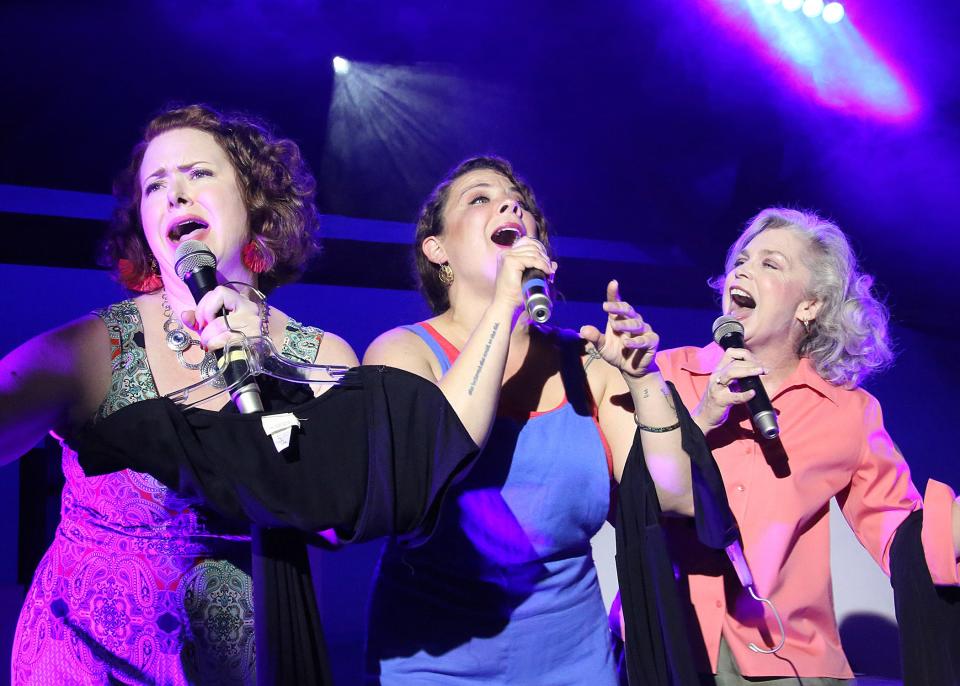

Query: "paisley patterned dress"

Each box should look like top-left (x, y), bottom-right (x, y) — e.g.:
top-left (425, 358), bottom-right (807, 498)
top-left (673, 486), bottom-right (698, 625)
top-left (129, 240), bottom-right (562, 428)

top-left (11, 300), bottom-right (325, 686)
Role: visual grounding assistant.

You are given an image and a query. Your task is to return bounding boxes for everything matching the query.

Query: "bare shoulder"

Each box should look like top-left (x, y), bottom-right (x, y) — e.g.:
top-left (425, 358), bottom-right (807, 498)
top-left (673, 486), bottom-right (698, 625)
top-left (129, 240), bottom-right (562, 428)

top-left (0, 313), bottom-right (112, 446)
top-left (49, 315), bottom-right (113, 421)
top-left (15, 313), bottom-right (111, 374)
top-left (316, 330), bottom-right (359, 367)
top-left (363, 326), bottom-right (439, 380)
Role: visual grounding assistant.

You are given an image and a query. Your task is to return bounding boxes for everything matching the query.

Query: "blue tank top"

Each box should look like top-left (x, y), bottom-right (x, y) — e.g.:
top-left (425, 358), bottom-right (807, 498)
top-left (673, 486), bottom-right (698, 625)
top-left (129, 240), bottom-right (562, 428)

top-left (366, 323), bottom-right (617, 685)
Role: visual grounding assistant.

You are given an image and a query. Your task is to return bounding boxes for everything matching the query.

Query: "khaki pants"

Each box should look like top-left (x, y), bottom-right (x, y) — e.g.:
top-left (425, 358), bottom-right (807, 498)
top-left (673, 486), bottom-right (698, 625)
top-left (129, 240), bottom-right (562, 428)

top-left (699, 638), bottom-right (858, 686)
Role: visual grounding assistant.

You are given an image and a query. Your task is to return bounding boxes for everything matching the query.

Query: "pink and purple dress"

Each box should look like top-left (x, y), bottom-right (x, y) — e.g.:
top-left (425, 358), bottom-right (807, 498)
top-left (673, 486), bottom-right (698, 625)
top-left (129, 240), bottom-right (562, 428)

top-left (11, 300), bottom-right (323, 686)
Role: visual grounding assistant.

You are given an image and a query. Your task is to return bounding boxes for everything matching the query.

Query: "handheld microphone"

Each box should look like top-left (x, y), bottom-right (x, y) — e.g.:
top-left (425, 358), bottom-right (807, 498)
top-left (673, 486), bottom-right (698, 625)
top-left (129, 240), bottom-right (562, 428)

top-left (174, 240), bottom-right (264, 413)
top-left (522, 268), bottom-right (552, 324)
top-left (711, 315), bottom-right (778, 439)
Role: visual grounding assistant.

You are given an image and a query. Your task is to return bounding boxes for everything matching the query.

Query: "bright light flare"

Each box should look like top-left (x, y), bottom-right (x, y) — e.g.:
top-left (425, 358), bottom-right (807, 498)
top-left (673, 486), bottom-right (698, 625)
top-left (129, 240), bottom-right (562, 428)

top-left (699, 0), bottom-right (917, 121)
top-left (332, 56), bottom-right (350, 75)
top-left (822, 2), bottom-right (845, 24)
top-left (801, 0), bottom-right (824, 18)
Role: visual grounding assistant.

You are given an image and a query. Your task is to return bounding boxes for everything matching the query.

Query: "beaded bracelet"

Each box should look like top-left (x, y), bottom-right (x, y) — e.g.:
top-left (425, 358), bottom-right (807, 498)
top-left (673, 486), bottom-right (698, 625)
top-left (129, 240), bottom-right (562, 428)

top-left (633, 414), bottom-right (681, 433)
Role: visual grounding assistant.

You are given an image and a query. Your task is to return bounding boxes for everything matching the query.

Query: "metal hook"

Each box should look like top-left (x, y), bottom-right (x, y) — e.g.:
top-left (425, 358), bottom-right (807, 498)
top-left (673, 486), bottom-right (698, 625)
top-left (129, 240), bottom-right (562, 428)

top-left (747, 585), bottom-right (786, 654)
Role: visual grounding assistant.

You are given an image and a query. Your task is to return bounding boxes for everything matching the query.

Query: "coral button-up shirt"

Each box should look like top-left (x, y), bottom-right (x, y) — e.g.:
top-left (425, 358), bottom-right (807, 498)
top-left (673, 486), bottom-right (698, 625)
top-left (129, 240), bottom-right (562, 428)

top-left (657, 344), bottom-right (959, 678)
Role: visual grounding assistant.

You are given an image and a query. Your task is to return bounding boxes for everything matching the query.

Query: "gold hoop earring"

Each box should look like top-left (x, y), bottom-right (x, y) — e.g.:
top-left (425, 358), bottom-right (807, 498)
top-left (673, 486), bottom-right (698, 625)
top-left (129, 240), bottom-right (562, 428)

top-left (438, 263), bottom-right (454, 285)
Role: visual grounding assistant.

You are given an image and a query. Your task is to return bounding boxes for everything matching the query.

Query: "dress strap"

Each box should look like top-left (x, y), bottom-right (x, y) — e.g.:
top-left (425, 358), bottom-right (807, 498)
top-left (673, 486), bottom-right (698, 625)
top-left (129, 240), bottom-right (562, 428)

top-left (547, 326), bottom-right (615, 479)
top-left (281, 319), bottom-right (325, 364)
top-left (402, 322), bottom-right (460, 375)
top-left (93, 300), bottom-right (158, 417)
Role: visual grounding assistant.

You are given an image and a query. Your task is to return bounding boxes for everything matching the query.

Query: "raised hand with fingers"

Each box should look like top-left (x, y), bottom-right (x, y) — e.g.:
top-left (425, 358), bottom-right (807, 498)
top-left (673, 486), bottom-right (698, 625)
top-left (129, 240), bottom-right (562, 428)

top-left (692, 346), bottom-right (767, 435)
top-left (579, 280), bottom-right (659, 379)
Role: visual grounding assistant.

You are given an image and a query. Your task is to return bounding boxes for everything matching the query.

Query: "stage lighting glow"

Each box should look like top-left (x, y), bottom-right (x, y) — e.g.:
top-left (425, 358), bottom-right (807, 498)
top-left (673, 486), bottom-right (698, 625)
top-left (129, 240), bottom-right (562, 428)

top-left (323, 60), bottom-right (528, 216)
top-left (802, 0), bottom-right (824, 17)
top-left (332, 56), bottom-right (350, 75)
top-left (701, 0), bottom-right (917, 121)
top-left (822, 2), bottom-right (844, 23)
top-left (764, 0), bottom-right (781, 4)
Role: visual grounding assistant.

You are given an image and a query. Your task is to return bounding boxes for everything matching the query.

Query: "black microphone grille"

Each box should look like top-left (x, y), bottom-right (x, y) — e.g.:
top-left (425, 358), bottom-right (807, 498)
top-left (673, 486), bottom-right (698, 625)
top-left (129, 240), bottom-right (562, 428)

top-left (712, 315), bottom-right (744, 344)
top-left (174, 240), bottom-right (217, 279)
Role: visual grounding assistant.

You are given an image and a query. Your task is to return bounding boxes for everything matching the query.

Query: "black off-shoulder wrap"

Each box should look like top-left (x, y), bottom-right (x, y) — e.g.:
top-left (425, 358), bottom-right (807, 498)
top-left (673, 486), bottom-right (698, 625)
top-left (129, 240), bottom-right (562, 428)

top-left (615, 381), bottom-right (740, 686)
top-left (75, 366), bottom-right (479, 686)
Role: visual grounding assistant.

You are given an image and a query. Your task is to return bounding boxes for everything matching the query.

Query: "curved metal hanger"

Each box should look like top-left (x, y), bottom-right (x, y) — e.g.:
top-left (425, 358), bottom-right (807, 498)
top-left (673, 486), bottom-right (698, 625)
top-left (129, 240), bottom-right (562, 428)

top-left (164, 282), bottom-right (351, 408)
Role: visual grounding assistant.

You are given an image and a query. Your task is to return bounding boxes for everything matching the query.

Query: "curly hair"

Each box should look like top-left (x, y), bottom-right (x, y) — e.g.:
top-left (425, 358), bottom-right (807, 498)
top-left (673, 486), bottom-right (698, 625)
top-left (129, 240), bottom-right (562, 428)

top-left (715, 208), bottom-right (893, 388)
top-left (413, 155), bottom-right (552, 314)
top-left (101, 103), bottom-right (320, 291)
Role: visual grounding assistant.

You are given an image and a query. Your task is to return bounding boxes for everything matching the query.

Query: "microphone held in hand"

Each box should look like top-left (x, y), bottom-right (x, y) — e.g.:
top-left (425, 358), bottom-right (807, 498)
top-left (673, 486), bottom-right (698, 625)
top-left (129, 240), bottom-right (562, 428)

top-left (711, 315), bottom-right (779, 439)
top-left (174, 240), bottom-right (264, 413)
top-left (522, 268), bottom-right (552, 324)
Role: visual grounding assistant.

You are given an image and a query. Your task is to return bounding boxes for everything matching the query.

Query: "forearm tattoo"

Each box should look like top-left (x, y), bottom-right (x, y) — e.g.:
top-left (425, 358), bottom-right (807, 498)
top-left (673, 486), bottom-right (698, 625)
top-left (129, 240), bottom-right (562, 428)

top-left (468, 322), bottom-right (500, 396)
top-left (638, 379), bottom-right (675, 411)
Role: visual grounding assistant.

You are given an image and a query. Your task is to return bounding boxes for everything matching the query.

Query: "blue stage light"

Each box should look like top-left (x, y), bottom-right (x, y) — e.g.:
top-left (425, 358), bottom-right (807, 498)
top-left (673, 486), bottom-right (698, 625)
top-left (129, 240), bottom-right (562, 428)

top-left (822, 2), bottom-right (845, 23)
top-left (333, 56), bottom-right (351, 75)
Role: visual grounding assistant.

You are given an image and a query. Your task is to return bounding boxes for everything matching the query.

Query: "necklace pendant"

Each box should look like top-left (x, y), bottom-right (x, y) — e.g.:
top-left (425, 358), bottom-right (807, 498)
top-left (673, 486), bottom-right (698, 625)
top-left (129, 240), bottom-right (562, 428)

top-left (176, 350), bottom-right (203, 371)
top-left (166, 329), bottom-right (192, 353)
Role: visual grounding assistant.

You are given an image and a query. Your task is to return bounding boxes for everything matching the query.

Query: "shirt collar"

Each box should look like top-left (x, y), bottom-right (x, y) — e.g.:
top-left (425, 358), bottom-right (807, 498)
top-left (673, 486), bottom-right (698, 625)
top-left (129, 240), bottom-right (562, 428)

top-left (680, 343), bottom-right (842, 406)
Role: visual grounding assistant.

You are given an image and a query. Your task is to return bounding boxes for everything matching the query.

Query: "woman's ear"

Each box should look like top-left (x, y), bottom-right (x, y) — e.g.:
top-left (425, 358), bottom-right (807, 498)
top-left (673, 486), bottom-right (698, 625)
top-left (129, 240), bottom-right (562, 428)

top-left (795, 297), bottom-right (822, 325)
top-left (421, 235), bottom-right (448, 266)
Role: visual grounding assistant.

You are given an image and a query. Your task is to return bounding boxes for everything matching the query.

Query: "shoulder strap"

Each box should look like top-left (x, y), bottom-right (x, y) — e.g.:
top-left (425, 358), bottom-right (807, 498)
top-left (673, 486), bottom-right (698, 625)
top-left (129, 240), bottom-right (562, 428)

top-left (402, 322), bottom-right (457, 375)
top-left (282, 319), bottom-right (325, 364)
top-left (92, 300), bottom-right (157, 416)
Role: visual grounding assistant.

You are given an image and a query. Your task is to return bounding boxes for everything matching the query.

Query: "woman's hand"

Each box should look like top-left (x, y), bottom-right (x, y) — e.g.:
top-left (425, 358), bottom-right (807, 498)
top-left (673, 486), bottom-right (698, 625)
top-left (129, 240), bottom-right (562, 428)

top-left (692, 346), bottom-right (766, 435)
top-left (491, 236), bottom-right (556, 314)
top-left (181, 285), bottom-right (265, 353)
top-left (579, 280), bottom-right (659, 379)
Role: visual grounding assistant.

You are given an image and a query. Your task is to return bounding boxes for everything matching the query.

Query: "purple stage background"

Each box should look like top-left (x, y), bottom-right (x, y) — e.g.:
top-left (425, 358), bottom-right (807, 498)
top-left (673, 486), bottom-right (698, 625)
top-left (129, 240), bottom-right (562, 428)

top-left (2, 1), bottom-right (959, 682)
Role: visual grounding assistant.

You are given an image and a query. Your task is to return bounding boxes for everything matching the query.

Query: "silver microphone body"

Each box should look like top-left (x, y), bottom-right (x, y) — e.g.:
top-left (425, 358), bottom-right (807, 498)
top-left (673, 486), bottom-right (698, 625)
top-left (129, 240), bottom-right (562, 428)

top-left (174, 240), bottom-right (263, 413)
top-left (711, 315), bottom-right (778, 440)
top-left (522, 268), bottom-right (552, 324)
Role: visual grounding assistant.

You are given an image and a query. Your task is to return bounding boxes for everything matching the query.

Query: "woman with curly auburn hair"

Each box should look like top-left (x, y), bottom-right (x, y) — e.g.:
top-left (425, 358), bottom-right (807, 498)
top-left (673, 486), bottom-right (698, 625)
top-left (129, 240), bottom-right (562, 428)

top-left (1, 104), bottom-right (357, 685)
top-left (104, 103), bottom-right (320, 291)
top-left (618, 207), bottom-right (960, 685)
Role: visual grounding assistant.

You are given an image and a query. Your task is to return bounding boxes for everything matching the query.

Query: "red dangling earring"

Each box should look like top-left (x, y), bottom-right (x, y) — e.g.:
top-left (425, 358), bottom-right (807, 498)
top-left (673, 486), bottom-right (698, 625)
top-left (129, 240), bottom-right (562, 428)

top-left (119, 257), bottom-right (163, 293)
top-left (241, 240), bottom-right (270, 274)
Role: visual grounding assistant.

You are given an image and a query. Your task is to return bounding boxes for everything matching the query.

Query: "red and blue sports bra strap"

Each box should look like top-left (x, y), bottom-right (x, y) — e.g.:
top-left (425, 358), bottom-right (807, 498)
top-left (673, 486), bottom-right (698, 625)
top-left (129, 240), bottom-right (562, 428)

top-left (403, 322), bottom-right (459, 375)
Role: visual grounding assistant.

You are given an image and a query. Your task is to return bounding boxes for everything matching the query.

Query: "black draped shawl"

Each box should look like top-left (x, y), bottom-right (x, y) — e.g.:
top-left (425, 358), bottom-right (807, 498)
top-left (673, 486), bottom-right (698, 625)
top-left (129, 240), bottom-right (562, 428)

top-left (615, 381), bottom-right (740, 686)
top-left (75, 366), bottom-right (479, 686)
top-left (890, 509), bottom-right (960, 686)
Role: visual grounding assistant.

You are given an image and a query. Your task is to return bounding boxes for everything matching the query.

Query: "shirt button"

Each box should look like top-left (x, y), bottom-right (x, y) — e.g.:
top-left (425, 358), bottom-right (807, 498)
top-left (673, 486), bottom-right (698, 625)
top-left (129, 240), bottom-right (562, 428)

top-left (736, 485), bottom-right (746, 492)
top-left (715, 600), bottom-right (723, 608)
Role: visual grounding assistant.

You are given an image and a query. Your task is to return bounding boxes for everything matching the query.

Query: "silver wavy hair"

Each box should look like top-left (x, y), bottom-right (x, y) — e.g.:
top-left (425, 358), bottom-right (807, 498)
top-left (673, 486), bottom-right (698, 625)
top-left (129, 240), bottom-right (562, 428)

top-left (716, 208), bottom-right (894, 389)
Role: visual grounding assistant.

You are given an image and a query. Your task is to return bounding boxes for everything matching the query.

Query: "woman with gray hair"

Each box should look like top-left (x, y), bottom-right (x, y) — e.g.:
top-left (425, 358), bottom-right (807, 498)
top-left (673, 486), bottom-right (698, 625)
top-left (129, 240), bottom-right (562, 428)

top-left (623, 208), bottom-right (960, 685)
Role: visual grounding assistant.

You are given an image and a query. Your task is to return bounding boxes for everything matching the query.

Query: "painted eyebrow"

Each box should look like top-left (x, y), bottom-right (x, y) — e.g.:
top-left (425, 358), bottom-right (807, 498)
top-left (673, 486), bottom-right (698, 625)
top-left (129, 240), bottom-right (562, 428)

top-left (739, 248), bottom-right (790, 263)
top-left (759, 249), bottom-right (789, 263)
top-left (142, 161), bottom-right (211, 184)
top-left (457, 182), bottom-right (522, 202)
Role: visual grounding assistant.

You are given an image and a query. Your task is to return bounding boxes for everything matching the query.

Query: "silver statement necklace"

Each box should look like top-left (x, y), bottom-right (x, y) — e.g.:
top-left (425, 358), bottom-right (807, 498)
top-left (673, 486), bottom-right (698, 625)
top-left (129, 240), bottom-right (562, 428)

top-left (161, 291), bottom-right (221, 379)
